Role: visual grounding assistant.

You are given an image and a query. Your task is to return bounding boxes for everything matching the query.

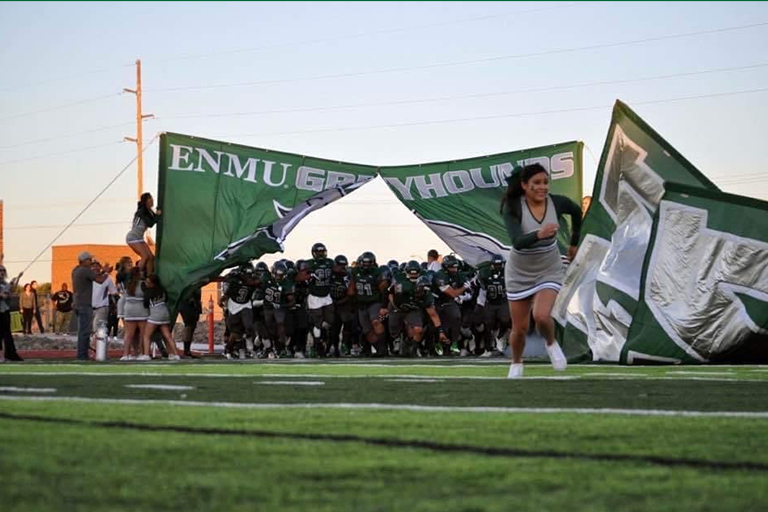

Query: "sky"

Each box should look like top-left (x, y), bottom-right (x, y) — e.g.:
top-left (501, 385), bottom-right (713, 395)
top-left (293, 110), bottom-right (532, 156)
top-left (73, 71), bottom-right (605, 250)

top-left (2, 1), bottom-right (768, 283)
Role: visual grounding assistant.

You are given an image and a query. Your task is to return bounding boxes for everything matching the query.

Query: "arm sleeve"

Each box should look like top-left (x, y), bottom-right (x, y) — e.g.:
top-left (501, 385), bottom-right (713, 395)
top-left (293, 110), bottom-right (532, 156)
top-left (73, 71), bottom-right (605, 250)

top-left (502, 206), bottom-right (539, 251)
top-left (553, 195), bottom-right (583, 246)
top-left (140, 208), bottom-right (157, 228)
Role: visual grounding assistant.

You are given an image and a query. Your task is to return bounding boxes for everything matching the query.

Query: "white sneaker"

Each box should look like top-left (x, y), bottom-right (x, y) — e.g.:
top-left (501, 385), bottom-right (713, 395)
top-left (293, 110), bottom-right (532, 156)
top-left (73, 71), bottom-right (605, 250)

top-left (312, 327), bottom-right (322, 339)
top-left (507, 363), bottom-right (524, 379)
top-left (479, 350), bottom-right (492, 358)
top-left (294, 352), bottom-right (305, 359)
top-left (459, 349), bottom-right (470, 357)
top-left (119, 355), bottom-right (131, 361)
top-left (127, 354), bottom-right (136, 361)
top-left (224, 353), bottom-right (233, 360)
top-left (546, 342), bottom-right (567, 371)
top-left (136, 354), bottom-right (151, 361)
top-left (167, 354), bottom-right (181, 361)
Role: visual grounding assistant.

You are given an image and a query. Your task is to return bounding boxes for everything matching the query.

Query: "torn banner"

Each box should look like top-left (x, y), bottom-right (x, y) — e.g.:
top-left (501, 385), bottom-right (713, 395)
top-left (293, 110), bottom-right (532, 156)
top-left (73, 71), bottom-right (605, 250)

top-left (156, 133), bottom-right (377, 311)
top-left (379, 141), bottom-right (583, 266)
top-left (156, 133), bottom-right (583, 312)
top-left (554, 100), bottom-right (768, 364)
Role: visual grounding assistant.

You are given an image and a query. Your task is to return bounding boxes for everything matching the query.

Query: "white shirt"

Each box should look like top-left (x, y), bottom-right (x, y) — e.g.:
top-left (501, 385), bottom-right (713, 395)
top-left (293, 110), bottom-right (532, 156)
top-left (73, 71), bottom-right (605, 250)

top-left (92, 276), bottom-right (117, 309)
top-left (427, 261), bottom-right (442, 273)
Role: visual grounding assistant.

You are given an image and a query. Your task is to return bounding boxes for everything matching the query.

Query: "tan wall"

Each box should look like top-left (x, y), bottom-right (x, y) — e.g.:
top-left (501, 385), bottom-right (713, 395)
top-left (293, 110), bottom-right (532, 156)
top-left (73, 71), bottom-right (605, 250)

top-left (51, 244), bottom-right (133, 290)
top-left (52, 243), bottom-right (224, 320)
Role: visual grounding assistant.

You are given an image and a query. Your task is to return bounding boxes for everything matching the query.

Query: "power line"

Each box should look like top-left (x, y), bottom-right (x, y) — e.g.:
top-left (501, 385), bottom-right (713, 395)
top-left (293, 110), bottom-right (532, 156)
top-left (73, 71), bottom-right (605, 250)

top-left (0, 63), bottom-right (133, 93)
top-left (147, 20), bottom-right (768, 93)
top-left (0, 140), bottom-right (125, 166)
top-left (17, 135), bottom-right (159, 274)
top-left (147, 2), bottom-right (580, 64)
top-left (0, 92), bottom-right (123, 122)
top-left (211, 86), bottom-right (768, 139)
top-left (0, 121), bottom-right (139, 151)
top-left (4, 221), bottom-right (126, 231)
top-left (160, 62), bottom-right (768, 121)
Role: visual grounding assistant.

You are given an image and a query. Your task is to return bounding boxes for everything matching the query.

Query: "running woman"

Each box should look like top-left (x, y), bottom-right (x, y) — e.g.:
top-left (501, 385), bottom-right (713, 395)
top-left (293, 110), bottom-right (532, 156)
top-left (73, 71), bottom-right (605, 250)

top-left (501, 163), bottom-right (582, 378)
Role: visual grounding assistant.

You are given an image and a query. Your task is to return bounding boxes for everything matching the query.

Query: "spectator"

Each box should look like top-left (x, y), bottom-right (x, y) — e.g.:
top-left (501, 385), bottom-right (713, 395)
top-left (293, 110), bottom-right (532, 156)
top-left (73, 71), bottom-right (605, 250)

top-left (427, 250), bottom-right (442, 273)
top-left (20, 283), bottom-right (35, 335)
top-left (51, 283), bottom-right (74, 335)
top-left (0, 264), bottom-right (23, 361)
top-left (72, 252), bottom-right (113, 361)
top-left (30, 280), bottom-right (45, 334)
top-left (91, 260), bottom-right (118, 338)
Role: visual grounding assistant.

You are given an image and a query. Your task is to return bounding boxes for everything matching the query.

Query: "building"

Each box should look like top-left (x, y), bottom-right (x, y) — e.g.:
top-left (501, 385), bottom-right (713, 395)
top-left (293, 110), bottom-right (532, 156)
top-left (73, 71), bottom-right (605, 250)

top-left (51, 243), bottom-right (223, 320)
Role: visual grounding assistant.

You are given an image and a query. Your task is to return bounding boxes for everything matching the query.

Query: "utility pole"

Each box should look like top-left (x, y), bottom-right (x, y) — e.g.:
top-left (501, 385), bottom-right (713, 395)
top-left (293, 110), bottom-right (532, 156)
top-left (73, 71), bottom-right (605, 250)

top-left (124, 59), bottom-right (154, 200)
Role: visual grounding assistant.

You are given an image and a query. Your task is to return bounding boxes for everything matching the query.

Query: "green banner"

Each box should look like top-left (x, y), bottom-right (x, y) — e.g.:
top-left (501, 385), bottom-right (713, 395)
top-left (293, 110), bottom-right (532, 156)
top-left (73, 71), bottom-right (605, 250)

top-left (553, 101), bottom-right (719, 362)
top-left (379, 141), bottom-right (584, 265)
top-left (624, 183), bottom-right (768, 364)
top-left (156, 133), bottom-right (378, 310)
top-left (157, 133), bottom-right (584, 311)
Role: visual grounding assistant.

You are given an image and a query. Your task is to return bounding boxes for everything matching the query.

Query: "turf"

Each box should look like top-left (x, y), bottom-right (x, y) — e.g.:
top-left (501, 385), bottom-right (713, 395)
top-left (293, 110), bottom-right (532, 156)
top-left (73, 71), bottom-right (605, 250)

top-left (1, 361), bottom-right (768, 511)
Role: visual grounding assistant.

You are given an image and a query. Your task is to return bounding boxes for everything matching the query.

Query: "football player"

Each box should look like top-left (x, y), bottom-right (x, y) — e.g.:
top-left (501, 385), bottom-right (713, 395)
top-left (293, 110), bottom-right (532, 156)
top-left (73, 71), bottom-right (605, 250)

top-left (389, 260), bottom-right (448, 356)
top-left (350, 251), bottom-right (389, 356)
top-left (219, 263), bottom-right (257, 359)
top-left (250, 261), bottom-right (272, 358)
top-left (476, 254), bottom-right (509, 356)
top-left (432, 254), bottom-right (472, 356)
top-left (263, 261), bottom-right (295, 358)
top-left (329, 255), bottom-right (355, 356)
top-left (300, 243), bottom-right (336, 357)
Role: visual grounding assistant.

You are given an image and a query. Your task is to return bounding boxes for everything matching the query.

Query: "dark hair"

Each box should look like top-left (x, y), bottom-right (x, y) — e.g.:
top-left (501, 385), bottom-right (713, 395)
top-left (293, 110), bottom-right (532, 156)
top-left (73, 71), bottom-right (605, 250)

top-left (427, 249), bottom-right (439, 259)
top-left (500, 163), bottom-right (549, 213)
top-left (138, 192), bottom-right (153, 211)
top-left (126, 266), bottom-right (141, 296)
top-left (145, 274), bottom-right (164, 291)
top-left (23, 283), bottom-right (30, 291)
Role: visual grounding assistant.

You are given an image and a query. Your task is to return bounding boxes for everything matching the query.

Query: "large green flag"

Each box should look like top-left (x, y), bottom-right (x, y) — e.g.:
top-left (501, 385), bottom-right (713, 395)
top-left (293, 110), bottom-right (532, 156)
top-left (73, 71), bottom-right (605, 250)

top-left (378, 141), bottom-right (584, 265)
top-left (553, 101), bottom-right (719, 362)
top-left (156, 133), bottom-right (377, 310)
top-left (624, 183), bottom-right (768, 364)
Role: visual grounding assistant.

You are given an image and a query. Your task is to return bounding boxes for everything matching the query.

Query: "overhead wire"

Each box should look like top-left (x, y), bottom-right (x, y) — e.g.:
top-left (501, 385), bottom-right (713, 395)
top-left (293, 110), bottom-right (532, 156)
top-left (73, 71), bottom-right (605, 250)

top-left (146, 20), bottom-right (768, 93)
top-left (148, 2), bottom-right (581, 64)
top-left (16, 134), bottom-right (159, 274)
top-left (0, 92), bottom-right (124, 122)
top-left (210, 86), bottom-right (768, 139)
top-left (0, 121), bottom-right (140, 150)
top-left (0, 140), bottom-right (125, 166)
top-left (158, 62), bottom-right (768, 121)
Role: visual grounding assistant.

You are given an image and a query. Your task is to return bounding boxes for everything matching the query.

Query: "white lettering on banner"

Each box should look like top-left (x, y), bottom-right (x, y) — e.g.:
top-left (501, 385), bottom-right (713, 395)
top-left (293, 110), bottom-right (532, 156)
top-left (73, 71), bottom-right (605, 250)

top-left (414, 173), bottom-right (448, 199)
top-left (517, 156), bottom-right (549, 171)
top-left (223, 154), bottom-right (260, 183)
top-left (296, 166), bottom-right (326, 192)
top-left (325, 171), bottom-right (356, 189)
top-left (195, 148), bottom-right (225, 174)
top-left (551, 152), bottom-right (575, 180)
top-left (168, 145), bottom-right (196, 172)
top-left (262, 161), bottom-right (291, 187)
top-left (443, 170), bottom-right (473, 194)
top-left (383, 177), bottom-right (415, 201)
top-left (470, 167), bottom-right (499, 189)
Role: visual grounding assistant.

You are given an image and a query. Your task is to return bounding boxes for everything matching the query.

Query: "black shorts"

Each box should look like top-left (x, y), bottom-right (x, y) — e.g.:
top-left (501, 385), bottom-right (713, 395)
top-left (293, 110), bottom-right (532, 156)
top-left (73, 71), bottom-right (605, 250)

top-left (226, 308), bottom-right (254, 337)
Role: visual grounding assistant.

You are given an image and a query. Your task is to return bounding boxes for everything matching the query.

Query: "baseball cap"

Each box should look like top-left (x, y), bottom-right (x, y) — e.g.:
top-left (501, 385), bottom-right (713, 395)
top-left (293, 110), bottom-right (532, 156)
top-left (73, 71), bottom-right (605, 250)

top-left (78, 251), bottom-right (93, 262)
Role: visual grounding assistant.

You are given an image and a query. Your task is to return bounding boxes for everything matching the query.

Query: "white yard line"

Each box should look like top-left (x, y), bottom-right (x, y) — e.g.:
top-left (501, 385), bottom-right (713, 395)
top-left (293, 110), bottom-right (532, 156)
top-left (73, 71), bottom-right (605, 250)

top-left (386, 378), bottom-right (445, 383)
top-left (2, 394), bottom-right (768, 419)
top-left (125, 385), bottom-right (195, 391)
top-left (255, 381), bottom-right (325, 386)
top-left (0, 386), bottom-right (56, 393)
top-left (666, 371), bottom-right (735, 376)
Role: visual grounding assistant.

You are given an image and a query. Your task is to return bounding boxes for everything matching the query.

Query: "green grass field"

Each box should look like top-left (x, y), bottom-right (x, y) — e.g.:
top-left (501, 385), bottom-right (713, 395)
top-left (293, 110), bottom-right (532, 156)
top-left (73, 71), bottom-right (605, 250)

top-left (2, 360), bottom-right (768, 511)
